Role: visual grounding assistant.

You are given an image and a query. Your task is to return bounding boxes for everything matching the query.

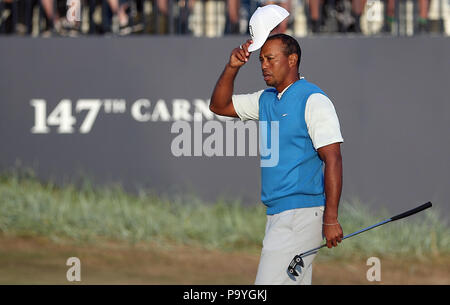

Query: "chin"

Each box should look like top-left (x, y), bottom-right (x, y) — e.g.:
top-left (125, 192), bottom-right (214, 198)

top-left (265, 80), bottom-right (276, 87)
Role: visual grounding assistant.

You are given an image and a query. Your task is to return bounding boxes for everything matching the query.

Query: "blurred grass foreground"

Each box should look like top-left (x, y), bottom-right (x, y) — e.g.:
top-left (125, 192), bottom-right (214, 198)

top-left (0, 170), bottom-right (449, 260)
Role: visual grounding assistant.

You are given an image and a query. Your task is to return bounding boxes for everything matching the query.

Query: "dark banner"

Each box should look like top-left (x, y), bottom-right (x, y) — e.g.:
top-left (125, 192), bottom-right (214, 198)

top-left (0, 36), bottom-right (449, 216)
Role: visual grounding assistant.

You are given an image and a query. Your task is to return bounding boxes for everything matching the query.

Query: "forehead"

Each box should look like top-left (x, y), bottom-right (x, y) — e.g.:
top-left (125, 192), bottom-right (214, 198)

top-left (260, 39), bottom-right (285, 56)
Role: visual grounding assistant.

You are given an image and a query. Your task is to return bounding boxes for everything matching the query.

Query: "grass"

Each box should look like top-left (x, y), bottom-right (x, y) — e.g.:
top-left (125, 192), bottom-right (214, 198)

top-left (0, 169), bottom-right (266, 251)
top-left (0, 169), bottom-right (448, 259)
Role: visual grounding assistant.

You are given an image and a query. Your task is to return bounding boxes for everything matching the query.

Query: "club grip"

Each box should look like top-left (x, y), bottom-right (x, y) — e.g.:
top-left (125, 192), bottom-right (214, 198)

top-left (390, 202), bottom-right (432, 221)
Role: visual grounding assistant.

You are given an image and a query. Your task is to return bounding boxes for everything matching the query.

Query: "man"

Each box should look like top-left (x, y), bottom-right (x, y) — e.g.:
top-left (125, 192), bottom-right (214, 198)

top-left (209, 34), bottom-right (344, 285)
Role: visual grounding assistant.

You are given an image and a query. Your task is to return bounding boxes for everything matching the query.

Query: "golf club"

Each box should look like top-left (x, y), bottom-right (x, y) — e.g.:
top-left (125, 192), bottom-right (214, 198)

top-left (287, 201), bottom-right (433, 276)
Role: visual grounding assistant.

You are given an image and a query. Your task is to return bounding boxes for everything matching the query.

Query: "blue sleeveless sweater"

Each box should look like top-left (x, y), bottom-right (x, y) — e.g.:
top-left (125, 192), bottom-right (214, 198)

top-left (259, 79), bottom-right (326, 215)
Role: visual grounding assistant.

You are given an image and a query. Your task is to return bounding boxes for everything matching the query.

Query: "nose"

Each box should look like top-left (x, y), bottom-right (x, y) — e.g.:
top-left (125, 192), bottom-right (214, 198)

top-left (261, 59), bottom-right (269, 70)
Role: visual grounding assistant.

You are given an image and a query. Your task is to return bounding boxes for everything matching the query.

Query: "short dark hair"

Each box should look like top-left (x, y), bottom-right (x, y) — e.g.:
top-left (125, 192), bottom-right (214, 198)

top-left (266, 34), bottom-right (302, 70)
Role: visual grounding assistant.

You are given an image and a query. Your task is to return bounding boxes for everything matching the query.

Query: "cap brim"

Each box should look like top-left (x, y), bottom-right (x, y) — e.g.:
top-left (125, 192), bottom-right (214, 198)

top-left (247, 30), bottom-right (270, 52)
top-left (247, 5), bottom-right (289, 53)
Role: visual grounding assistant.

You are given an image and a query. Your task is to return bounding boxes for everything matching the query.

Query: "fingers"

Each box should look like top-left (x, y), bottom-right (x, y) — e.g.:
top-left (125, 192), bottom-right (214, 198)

top-left (238, 39), bottom-right (253, 60)
top-left (229, 40), bottom-right (253, 68)
top-left (326, 236), bottom-right (338, 248)
top-left (237, 47), bottom-right (248, 62)
top-left (324, 224), bottom-right (343, 248)
top-left (338, 231), bottom-right (343, 243)
top-left (327, 237), bottom-right (337, 248)
top-left (231, 48), bottom-right (248, 65)
top-left (241, 39), bottom-right (253, 56)
top-left (326, 239), bottom-right (332, 249)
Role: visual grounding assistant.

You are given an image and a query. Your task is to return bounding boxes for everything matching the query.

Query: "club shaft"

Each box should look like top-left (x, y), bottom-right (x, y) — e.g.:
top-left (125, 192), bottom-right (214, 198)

top-left (299, 219), bottom-right (392, 258)
top-left (343, 219), bottom-right (391, 240)
top-left (296, 202), bottom-right (432, 259)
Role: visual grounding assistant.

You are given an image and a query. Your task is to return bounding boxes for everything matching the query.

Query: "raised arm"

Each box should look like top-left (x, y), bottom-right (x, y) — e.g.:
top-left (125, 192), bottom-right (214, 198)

top-left (209, 39), bottom-right (253, 117)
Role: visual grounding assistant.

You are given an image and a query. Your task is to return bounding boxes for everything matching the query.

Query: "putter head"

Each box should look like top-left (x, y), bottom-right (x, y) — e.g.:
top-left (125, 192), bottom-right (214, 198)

top-left (287, 255), bottom-right (304, 277)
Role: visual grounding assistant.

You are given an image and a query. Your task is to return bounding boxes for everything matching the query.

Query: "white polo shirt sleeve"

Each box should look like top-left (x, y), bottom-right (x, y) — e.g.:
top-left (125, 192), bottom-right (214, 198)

top-left (305, 93), bottom-right (344, 150)
top-left (232, 90), bottom-right (263, 121)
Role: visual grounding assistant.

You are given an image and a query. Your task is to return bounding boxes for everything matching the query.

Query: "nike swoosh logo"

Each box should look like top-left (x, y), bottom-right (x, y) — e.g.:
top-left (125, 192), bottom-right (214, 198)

top-left (282, 113), bottom-right (288, 117)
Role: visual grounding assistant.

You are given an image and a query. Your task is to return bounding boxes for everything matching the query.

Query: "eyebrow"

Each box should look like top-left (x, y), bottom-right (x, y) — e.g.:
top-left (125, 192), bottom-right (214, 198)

top-left (259, 53), bottom-right (275, 59)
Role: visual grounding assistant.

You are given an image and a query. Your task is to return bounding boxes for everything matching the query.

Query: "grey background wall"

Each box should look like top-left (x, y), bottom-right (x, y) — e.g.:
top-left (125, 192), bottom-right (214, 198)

top-left (0, 36), bottom-right (449, 217)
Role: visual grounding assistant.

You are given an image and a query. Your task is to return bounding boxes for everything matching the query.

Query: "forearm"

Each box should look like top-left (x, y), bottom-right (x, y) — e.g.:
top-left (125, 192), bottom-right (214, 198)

top-left (323, 154), bottom-right (343, 223)
top-left (210, 39), bottom-right (251, 116)
top-left (210, 64), bottom-right (239, 112)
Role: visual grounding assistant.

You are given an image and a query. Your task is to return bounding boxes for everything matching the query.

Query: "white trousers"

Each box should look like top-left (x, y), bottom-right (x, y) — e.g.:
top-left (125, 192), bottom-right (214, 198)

top-left (255, 206), bottom-right (324, 285)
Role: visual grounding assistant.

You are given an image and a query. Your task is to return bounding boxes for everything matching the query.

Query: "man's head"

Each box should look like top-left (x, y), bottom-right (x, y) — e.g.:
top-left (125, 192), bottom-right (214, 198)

top-left (259, 34), bottom-right (302, 90)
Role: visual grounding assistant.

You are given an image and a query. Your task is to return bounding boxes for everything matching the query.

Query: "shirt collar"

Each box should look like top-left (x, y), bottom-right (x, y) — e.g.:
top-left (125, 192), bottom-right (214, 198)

top-left (277, 77), bottom-right (304, 99)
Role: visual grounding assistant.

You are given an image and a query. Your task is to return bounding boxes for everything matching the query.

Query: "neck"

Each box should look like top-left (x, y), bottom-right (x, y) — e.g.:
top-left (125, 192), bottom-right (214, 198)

top-left (276, 74), bottom-right (300, 93)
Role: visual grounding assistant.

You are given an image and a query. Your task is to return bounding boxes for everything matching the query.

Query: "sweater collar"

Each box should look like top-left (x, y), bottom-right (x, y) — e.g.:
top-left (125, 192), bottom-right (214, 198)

top-left (277, 77), bottom-right (305, 100)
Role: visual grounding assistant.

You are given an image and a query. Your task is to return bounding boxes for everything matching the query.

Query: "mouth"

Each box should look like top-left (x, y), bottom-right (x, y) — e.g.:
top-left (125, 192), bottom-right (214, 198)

top-left (263, 73), bottom-right (272, 81)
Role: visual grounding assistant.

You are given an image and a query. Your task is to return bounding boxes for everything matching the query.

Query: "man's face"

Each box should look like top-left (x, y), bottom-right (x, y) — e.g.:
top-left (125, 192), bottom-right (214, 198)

top-left (259, 39), bottom-right (290, 88)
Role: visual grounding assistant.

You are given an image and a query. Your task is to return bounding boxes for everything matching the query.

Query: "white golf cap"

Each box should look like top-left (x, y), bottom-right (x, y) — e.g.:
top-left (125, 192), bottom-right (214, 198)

top-left (248, 5), bottom-right (290, 52)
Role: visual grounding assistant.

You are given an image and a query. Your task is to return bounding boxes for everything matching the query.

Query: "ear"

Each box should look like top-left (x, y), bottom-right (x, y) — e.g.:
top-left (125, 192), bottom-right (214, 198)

top-left (288, 54), bottom-right (298, 68)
